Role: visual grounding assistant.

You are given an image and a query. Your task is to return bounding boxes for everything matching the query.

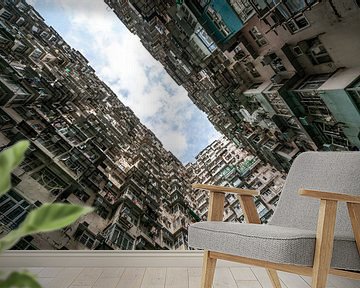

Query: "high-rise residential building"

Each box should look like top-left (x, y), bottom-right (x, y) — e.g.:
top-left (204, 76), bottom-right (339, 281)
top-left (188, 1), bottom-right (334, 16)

top-left (0, 0), bottom-right (198, 251)
top-left (186, 136), bottom-right (286, 223)
top-left (105, 0), bottom-right (360, 172)
top-left (1, 0), bottom-right (359, 252)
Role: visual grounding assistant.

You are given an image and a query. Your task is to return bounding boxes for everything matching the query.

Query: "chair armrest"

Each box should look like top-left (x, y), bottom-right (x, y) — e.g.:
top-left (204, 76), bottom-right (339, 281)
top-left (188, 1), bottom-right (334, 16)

top-left (299, 189), bottom-right (360, 204)
top-left (300, 189), bottom-right (360, 258)
top-left (192, 184), bottom-right (259, 196)
top-left (192, 184), bottom-right (260, 223)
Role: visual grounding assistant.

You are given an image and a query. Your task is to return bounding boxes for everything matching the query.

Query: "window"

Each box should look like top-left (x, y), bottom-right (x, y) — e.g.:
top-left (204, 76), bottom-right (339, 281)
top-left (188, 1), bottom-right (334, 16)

top-left (163, 238), bottom-right (173, 248)
top-left (256, 202), bottom-right (269, 217)
top-left (0, 190), bottom-right (34, 230)
top-left (38, 132), bottom-right (70, 156)
top-left (78, 231), bottom-right (95, 249)
top-left (108, 225), bottom-right (134, 250)
top-left (195, 26), bottom-right (217, 53)
top-left (348, 90), bottom-right (360, 111)
top-left (73, 189), bottom-right (90, 202)
top-left (304, 37), bottom-right (332, 65)
top-left (0, 10), bottom-right (12, 20)
top-left (20, 153), bottom-right (43, 172)
top-left (263, 189), bottom-right (273, 196)
top-left (297, 74), bottom-right (330, 90)
top-left (11, 237), bottom-right (38, 250)
top-left (31, 168), bottom-right (67, 195)
top-left (174, 234), bottom-right (184, 249)
top-left (59, 149), bottom-right (88, 176)
top-left (120, 206), bottom-right (137, 225)
top-left (0, 34), bottom-right (10, 45)
top-left (249, 26), bottom-right (268, 47)
top-left (347, 78), bottom-right (360, 111)
top-left (286, 15), bottom-right (310, 33)
top-left (13, 41), bottom-right (27, 53)
top-left (30, 48), bottom-right (43, 60)
top-left (230, 0), bottom-right (253, 22)
top-left (93, 197), bottom-right (109, 219)
top-left (40, 31), bottom-right (49, 39)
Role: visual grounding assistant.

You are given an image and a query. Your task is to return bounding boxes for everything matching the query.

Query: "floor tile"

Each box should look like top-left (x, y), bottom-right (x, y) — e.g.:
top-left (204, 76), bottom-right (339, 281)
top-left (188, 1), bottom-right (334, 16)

top-left (230, 268), bottom-right (257, 281)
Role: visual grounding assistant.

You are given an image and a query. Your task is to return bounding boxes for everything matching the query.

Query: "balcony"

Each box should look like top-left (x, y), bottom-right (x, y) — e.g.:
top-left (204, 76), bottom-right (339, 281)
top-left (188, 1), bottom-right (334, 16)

top-left (123, 191), bottom-right (144, 210)
top-left (98, 188), bottom-right (118, 205)
top-left (1, 251), bottom-right (357, 287)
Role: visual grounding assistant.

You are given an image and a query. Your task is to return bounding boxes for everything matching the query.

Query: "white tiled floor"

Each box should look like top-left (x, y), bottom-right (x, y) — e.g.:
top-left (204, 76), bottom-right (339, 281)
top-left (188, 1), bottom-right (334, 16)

top-left (1, 252), bottom-right (359, 288)
top-left (1, 266), bottom-right (360, 288)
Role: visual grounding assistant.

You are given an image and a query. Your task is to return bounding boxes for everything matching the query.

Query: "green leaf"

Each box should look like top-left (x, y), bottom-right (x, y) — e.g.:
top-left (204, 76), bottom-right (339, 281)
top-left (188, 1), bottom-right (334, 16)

top-left (0, 174), bottom-right (11, 197)
top-left (0, 271), bottom-right (41, 288)
top-left (20, 203), bottom-right (94, 234)
top-left (0, 228), bottom-right (23, 252)
top-left (0, 204), bottom-right (93, 251)
top-left (10, 140), bottom-right (30, 169)
top-left (0, 140), bottom-right (30, 196)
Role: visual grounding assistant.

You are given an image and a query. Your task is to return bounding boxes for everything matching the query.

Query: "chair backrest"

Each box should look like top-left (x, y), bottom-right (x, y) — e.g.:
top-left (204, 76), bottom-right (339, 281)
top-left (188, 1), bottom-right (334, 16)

top-left (270, 152), bottom-right (360, 238)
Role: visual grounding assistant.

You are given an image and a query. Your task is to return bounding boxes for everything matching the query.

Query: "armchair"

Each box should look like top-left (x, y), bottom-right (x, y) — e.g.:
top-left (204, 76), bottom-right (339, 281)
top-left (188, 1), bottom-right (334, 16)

top-left (189, 152), bottom-right (360, 288)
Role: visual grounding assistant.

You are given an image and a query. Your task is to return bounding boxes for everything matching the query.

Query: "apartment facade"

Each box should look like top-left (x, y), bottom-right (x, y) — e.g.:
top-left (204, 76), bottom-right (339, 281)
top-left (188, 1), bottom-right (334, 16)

top-left (186, 137), bottom-right (286, 223)
top-left (0, 0), bottom-right (198, 251)
top-left (105, 0), bottom-right (360, 173)
top-left (1, 0), bottom-right (359, 251)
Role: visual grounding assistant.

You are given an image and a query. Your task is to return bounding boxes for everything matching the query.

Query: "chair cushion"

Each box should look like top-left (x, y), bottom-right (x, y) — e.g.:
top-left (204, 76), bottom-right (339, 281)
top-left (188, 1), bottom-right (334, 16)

top-left (188, 222), bottom-right (360, 271)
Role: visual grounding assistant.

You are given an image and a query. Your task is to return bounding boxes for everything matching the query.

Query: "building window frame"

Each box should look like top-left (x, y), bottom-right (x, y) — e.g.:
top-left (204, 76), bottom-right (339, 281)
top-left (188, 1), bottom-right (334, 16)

top-left (78, 230), bottom-right (96, 249)
top-left (0, 190), bottom-right (34, 230)
top-left (108, 225), bottom-right (134, 250)
top-left (286, 14), bottom-right (310, 34)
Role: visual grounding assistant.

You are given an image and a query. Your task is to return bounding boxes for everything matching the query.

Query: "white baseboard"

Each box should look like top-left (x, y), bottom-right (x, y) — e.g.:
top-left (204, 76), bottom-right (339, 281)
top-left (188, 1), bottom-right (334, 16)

top-left (0, 250), bottom-right (248, 268)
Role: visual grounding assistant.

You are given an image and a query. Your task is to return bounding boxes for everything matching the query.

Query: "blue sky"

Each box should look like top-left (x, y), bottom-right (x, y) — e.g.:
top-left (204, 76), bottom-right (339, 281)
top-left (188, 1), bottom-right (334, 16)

top-left (28, 0), bottom-right (220, 164)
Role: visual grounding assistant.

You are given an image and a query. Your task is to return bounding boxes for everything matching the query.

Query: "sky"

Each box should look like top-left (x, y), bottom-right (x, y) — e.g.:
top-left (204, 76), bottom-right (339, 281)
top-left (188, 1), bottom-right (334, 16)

top-left (28, 0), bottom-right (220, 164)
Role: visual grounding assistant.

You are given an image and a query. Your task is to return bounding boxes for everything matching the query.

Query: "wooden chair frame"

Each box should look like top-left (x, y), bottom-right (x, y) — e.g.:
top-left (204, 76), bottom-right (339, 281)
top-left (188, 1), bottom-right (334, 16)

top-left (192, 184), bottom-right (360, 288)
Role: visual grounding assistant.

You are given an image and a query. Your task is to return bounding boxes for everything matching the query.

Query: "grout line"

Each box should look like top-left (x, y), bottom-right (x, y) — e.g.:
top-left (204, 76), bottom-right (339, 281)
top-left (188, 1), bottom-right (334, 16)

top-left (278, 271), bottom-right (309, 288)
top-left (66, 267), bottom-right (85, 288)
top-left (115, 267), bottom-right (128, 288)
top-left (228, 266), bottom-right (241, 288)
top-left (113, 268), bottom-right (125, 288)
top-left (165, 267), bottom-right (168, 288)
top-left (249, 267), bottom-right (264, 288)
top-left (187, 267), bottom-right (190, 288)
top-left (139, 267), bottom-right (147, 288)
top-left (92, 267), bottom-right (104, 288)
top-left (299, 275), bottom-right (313, 288)
top-left (118, 267), bottom-right (125, 278)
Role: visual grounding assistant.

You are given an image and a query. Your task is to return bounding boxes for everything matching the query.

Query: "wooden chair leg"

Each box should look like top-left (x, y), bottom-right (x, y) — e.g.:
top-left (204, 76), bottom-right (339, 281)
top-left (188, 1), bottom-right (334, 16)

top-left (266, 269), bottom-right (282, 288)
top-left (201, 251), bottom-right (217, 288)
top-left (312, 200), bottom-right (337, 288)
top-left (347, 202), bottom-right (360, 254)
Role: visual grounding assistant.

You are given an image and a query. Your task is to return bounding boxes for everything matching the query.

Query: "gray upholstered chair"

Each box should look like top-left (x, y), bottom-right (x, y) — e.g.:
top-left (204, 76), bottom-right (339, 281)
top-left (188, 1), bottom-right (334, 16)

top-left (188, 152), bottom-right (360, 288)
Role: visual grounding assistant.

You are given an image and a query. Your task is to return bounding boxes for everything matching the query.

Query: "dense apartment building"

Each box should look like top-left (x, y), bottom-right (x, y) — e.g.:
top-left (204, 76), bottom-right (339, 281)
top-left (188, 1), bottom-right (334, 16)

top-left (1, 0), bottom-right (359, 251)
top-left (0, 0), bottom-right (199, 251)
top-left (186, 136), bottom-right (286, 223)
top-left (105, 0), bottom-right (360, 172)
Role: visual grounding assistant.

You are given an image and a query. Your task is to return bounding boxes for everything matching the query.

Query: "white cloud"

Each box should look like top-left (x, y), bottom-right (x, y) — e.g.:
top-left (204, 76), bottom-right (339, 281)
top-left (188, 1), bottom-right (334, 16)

top-left (26, 0), bottom-right (37, 5)
top-left (155, 130), bottom-right (188, 157)
top-left (33, 0), bottom-right (220, 162)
